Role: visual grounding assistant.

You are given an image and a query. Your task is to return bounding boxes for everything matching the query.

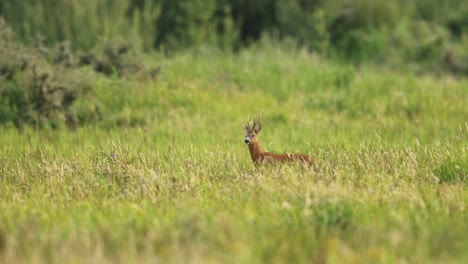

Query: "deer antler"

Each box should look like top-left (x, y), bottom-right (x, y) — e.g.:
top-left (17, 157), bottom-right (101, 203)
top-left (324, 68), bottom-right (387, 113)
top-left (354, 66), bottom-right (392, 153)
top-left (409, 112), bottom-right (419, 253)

top-left (253, 115), bottom-right (262, 132)
top-left (245, 114), bottom-right (262, 132)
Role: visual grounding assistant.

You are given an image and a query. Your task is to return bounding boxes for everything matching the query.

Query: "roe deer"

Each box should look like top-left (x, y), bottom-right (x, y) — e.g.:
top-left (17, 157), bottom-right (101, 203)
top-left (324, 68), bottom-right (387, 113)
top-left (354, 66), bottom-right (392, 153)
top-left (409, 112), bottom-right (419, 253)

top-left (243, 115), bottom-right (314, 166)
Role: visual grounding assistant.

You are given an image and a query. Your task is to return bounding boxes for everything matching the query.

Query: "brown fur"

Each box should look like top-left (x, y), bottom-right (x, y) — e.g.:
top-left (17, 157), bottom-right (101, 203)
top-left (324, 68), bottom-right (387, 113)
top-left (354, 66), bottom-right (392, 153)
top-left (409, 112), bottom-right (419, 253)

top-left (244, 116), bottom-right (314, 166)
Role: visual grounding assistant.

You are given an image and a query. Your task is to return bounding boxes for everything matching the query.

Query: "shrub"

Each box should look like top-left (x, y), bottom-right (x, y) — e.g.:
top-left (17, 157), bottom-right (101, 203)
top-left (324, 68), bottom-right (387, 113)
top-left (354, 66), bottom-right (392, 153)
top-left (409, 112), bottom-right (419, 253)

top-left (0, 20), bottom-right (94, 128)
top-left (156, 0), bottom-right (240, 50)
top-left (78, 39), bottom-right (145, 77)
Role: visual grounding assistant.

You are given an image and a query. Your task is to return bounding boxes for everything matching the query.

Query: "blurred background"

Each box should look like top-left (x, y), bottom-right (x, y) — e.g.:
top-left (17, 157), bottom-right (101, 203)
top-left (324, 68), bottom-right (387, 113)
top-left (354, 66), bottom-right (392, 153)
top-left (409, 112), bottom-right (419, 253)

top-left (1, 0), bottom-right (468, 71)
top-left (1, 0), bottom-right (467, 129)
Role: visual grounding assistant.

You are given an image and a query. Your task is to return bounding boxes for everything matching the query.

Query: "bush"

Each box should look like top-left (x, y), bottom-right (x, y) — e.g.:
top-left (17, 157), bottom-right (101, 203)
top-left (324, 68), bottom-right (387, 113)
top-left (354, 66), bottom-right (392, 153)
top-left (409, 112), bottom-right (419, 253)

top-left (0, 20), bottom-right (94, 128)
top-left (0, 18), bottom-right (161, 129)
top-left (325, 0), bottom-right (397, 60)
top-left (156, 0), bottom-right (240, 50)
top-left (78, 39), bottom-right (145, 77)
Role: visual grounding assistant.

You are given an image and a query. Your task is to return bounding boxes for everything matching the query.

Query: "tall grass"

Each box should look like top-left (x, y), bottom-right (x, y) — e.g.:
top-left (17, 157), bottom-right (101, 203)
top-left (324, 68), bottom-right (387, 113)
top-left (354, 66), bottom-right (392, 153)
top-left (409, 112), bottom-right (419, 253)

top-left (0, 0), bottom-right (161, 50)
top-left (0, 45), bottom-right (467, 263)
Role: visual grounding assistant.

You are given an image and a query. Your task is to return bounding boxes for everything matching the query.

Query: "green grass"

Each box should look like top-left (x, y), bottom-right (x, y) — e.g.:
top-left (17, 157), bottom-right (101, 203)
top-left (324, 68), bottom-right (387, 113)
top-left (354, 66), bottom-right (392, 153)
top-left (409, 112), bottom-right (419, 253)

top-left (0, 46), bottom-right (467, 263)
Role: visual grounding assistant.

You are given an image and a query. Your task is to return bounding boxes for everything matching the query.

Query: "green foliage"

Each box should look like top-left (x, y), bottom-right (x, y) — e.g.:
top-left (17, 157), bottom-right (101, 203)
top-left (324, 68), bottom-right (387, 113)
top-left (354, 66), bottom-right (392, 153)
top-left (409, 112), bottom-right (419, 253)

top-left (156, 0), bottom-right (236, 49)
top-left (387, 20), bottom-right (449, 72)
top-left (325, 0), bottom-right (397, 59)
top-left (0, 44), bottom-right (467, 262)
top-left (0, 21), bottom-right (93, 128)
top-left (0, 18), bottom-right (163, 129)
top-left (78, 39), bottom-right (145, 77)
top-left (274, 1), bottom-right (327, 52)
top-left (1, 0), bottom-right (468, 74)
top-left (0, 0), bottom-right (161, 50)
top-left (312, 201), bottom-right (354, 231)
top-left (434, 159), bottom-right (468, 184)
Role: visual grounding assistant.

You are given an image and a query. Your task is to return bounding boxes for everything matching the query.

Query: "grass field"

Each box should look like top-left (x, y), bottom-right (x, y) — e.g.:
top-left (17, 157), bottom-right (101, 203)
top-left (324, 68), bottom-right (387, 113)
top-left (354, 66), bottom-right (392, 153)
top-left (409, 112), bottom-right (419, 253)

top-left (1, 46), bottom-right (467, 263)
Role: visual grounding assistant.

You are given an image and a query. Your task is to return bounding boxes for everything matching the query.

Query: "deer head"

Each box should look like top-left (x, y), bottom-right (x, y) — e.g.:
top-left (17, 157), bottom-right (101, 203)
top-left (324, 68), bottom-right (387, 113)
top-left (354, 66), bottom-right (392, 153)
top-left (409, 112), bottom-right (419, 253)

top-left (243, 115), bottom-right (262, 146)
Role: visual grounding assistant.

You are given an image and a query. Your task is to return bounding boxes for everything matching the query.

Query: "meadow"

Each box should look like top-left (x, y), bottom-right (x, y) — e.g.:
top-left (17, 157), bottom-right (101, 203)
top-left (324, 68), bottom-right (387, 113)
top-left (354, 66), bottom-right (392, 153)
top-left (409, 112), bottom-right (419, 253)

top-left (0, 45), bottom-right (467, 263)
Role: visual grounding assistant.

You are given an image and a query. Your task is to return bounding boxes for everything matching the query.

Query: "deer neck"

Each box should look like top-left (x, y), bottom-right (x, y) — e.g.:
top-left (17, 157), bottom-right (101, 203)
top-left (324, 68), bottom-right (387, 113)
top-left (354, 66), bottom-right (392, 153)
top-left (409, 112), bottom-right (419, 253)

top-left (248, 142), bottom-right (264, 162)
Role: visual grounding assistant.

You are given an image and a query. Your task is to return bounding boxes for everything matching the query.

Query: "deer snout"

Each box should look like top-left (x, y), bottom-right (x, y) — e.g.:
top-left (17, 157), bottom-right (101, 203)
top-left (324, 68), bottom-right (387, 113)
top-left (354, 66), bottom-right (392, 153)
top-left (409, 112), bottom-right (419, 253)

top-left (244, 138), bottom-right (250, 144)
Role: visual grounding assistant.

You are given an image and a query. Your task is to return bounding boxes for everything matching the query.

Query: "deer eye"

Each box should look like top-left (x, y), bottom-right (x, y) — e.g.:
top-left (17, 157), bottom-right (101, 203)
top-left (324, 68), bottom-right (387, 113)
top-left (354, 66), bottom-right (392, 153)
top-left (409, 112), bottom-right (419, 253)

top-left (251, 134), bottom-right (255, 137)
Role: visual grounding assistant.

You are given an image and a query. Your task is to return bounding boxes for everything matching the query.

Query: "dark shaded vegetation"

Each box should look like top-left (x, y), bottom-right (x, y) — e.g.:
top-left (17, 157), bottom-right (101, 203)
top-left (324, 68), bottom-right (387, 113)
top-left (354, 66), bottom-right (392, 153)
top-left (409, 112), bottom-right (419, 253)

top-left (0, 21), bottom-right (91, 128)
top-left (0, 20), bottom-right (153, 128)
top-left (1, 0), bottom-right (467, 74)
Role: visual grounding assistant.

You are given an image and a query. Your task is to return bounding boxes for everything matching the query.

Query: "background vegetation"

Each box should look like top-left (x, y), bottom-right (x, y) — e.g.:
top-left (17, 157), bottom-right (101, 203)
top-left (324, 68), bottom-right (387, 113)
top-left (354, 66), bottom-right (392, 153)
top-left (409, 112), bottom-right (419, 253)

top-left (0, 0), bottom-right (467, 263)
top-left (2, 0), bottom-right (468, 72)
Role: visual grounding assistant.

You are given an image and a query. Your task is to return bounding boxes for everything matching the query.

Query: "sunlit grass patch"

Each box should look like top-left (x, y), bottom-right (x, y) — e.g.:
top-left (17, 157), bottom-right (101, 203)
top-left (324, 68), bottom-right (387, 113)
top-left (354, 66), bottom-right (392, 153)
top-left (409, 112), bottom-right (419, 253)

top-left (434, 158), bottom-right (468, 184)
